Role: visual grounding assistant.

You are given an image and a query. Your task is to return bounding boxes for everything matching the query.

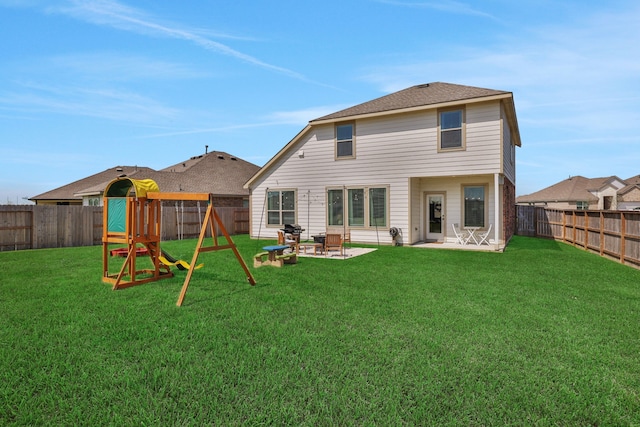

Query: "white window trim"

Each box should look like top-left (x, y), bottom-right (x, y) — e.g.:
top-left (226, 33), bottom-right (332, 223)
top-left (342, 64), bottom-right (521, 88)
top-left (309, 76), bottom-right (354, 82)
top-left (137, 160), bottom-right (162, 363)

top-left (437, 107), bottom-right (466, 152)
top-left (326, 185), bottom-right (389, 229)
top-left (266, 188), bottom-right (297, 227)
top-left (335, 122), bottom-right (356, 160)
top-left (462, 184), bottom-right (488, 228)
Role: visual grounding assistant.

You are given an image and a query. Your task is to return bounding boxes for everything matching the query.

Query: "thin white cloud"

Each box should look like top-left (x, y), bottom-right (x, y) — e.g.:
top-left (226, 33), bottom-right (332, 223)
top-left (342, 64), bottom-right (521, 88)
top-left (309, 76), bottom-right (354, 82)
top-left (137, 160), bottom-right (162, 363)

top-left (0, 52), bottom-right (208, 123)
top-left (44, 53), bottom-right (209, 81)
top-left (133, 105), bottom-right (350, 140)
top-left (0, 81), bottom-right (179, 122)
top-left (48, 0), bottom-right (314, 83)
top-left (375, 0), bottom-right (497, 19)
top-left (265, 106), bottom-right (347, 124)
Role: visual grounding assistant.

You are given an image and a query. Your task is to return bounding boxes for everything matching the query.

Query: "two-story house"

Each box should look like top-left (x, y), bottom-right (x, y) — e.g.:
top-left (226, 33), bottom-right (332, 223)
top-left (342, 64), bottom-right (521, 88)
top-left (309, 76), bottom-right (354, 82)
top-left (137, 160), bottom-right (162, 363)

top-left (244, 82), bottom-right (521, 249)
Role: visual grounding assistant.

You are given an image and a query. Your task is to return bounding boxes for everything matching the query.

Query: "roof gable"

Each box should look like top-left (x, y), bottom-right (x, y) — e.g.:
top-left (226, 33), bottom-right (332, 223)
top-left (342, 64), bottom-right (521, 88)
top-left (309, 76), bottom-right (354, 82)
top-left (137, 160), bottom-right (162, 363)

top-left (311, 82), bottom-right (511, 123)
top-left (157, 151), bottom-right (260, 195)
top-left (516, 176), bottom-right (627, 204)
top-left (624, 175), bottom-right (640, 185)
top-left (518, 174), bottom-right (640, 204)
top-left (246, 82), bottom-right (519, 189)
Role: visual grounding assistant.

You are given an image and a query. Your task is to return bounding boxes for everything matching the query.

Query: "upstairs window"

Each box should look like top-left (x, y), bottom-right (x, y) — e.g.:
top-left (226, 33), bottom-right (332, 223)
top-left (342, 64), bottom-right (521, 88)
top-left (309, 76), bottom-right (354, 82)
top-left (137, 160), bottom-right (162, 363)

top-left (336, 123), bottom-right (355, 159)
top-left (439, 109), bottom-right (464, 150)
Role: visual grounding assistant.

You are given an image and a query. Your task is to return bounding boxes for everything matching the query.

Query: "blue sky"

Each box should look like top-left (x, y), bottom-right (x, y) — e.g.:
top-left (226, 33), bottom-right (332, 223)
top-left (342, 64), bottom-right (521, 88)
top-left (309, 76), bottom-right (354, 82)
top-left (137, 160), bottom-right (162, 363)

top-left (1, 0), bottom-right (639, 203)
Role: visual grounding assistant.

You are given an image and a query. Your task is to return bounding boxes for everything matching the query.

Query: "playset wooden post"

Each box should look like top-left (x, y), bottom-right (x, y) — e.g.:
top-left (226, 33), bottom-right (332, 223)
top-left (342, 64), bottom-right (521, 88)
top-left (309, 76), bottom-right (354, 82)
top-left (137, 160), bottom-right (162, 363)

top-left (146, 191), bottom-right (256, 306)
top-left (102, 178), bottom-right (171, 290)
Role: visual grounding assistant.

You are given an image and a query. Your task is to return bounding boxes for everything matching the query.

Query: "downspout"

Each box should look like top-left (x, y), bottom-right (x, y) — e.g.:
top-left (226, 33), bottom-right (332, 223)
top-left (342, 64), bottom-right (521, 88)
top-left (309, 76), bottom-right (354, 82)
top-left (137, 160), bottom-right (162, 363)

top-left (495, 173), bottom-right (501, 247)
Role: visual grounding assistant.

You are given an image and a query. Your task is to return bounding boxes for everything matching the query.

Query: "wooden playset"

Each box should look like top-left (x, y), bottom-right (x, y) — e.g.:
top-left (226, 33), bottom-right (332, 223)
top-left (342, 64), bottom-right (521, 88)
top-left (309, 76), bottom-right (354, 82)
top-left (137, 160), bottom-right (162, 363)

top-left (102, 177), bottom-right (255, 306)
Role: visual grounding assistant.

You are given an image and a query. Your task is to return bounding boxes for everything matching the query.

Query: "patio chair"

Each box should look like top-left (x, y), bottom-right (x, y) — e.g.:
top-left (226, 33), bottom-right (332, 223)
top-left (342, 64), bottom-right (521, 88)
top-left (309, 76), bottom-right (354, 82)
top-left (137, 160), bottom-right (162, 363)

top-left (477, 224), bottom-right (492, 245)
top-left (342, 230), bottom-right (351, 244)
top-left (324, 233), bottom-right (343, 256)
top-left (277, 230), bottom-right (298, 252)
top-left (451, 223), bottom-right (470, 245)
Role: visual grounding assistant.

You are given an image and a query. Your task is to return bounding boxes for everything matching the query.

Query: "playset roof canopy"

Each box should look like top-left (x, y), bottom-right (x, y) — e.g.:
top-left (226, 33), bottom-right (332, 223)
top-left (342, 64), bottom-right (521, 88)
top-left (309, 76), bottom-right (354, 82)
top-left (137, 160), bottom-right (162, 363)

top-left (105, 178), bottom-right (159, 198)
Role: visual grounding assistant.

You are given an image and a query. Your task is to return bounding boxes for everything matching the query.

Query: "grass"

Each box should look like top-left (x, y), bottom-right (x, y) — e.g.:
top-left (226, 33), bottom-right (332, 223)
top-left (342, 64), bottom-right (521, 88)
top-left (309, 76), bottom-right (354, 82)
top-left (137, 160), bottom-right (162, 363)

top-left (1, 235), bottom-right (639, 425)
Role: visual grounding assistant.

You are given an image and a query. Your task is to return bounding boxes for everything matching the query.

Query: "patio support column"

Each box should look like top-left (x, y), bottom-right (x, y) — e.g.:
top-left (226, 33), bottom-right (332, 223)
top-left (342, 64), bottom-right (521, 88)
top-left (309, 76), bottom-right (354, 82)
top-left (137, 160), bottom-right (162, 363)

top-left (494, 173), bottom-right (501, 245)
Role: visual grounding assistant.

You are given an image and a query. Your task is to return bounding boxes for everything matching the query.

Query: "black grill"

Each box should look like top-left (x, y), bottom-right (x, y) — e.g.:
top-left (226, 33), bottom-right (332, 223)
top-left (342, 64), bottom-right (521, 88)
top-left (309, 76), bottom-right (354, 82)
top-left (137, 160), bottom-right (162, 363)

top-left (281, 224), bottom-right (304, 242)
top-left (282, 224), bottom-right (303, 237)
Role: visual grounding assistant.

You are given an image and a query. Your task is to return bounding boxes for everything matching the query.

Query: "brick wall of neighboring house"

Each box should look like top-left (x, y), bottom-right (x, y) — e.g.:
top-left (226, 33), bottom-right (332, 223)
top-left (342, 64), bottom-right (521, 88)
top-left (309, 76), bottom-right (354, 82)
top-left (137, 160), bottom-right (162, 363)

top-left (213, 196), bottom-right (247, 208)
top-left (503, 177), bottom-right (516, 243)
top-left (620, 187), bottom-right (640, 202)
top-left (160, 196), bottom-right (246, 208)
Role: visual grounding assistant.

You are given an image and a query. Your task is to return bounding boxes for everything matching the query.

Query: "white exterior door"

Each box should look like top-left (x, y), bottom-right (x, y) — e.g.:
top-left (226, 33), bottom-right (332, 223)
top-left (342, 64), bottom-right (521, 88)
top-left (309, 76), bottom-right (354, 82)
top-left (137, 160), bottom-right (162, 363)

top-left (426, 193), bottom-right (445, 242)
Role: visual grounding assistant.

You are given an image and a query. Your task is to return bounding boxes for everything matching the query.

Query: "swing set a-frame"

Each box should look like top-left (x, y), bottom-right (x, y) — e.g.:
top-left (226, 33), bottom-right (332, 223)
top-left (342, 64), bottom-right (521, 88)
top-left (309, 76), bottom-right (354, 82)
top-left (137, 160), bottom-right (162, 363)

top-left (101, 177), bottom-right (255, 306)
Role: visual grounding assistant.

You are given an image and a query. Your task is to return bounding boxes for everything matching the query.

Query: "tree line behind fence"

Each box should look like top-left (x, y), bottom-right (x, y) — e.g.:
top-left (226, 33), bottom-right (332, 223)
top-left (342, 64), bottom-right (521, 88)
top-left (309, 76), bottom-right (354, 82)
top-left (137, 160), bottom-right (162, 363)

top-left (0, 205), bottom-right (249, 251)
top-left (516, 205), bottom-right (640, 268)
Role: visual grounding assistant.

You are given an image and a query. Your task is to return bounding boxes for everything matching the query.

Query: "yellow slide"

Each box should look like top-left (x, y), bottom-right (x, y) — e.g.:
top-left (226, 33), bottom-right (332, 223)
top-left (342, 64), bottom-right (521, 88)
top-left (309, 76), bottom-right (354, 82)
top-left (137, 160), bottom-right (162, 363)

top-left (159, 250), bottom-right (203, 271)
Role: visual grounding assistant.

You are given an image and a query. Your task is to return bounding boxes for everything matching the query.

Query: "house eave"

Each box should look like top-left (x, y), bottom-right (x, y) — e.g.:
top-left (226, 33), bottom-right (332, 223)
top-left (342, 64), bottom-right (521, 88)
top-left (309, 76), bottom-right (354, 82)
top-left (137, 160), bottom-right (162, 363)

top-left (245, 93), bottom-right (520, 189)
top-left (74, 190), bottom-right (103, 198)
top-left (309, 93), bottom-right (514, 126)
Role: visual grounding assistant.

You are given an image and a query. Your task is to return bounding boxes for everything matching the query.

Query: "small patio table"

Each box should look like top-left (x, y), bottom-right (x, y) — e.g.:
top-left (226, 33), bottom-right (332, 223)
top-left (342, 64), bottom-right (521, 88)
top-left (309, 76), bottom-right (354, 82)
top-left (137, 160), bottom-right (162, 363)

top-left (262, 245), bottom-right (291, 262)
top-left (465, 227), bottom-right (481, 245)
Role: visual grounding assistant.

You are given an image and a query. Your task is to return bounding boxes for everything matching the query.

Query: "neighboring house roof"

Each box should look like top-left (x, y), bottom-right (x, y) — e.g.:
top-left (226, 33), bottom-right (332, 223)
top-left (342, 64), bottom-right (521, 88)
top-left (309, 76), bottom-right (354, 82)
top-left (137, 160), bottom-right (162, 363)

top-left (624, 175), bottom-right (640, 185)
top-left (516, 175), bottom-right (619, 204)
top-left (30, 151), bottom-right (260, 202)
top-left (30, 166), bottom-right (156, 202)
top-left (157, 151), bottom-right (260, 195)
top-left (245, 82), bottom-right (520, 189)
top-left (619, 175), bottom-right (640, 195)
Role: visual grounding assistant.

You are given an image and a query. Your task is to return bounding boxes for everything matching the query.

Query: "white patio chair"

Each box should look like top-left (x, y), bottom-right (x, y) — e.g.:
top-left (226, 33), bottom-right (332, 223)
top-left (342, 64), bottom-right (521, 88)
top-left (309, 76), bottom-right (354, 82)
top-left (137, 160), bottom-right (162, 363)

top-left (477, 224), bottom-right (492, 245)
top-left (451, 223), bottom-right (469, 245)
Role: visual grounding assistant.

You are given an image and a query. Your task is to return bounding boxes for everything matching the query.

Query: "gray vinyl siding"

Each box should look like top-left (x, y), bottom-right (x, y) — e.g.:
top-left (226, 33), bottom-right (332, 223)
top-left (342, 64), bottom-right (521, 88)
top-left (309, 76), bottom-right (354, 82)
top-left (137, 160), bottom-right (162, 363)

top-left (501, 103), bottom-right (516, 183)
top-left (349, 102), bottom-right (502, 177)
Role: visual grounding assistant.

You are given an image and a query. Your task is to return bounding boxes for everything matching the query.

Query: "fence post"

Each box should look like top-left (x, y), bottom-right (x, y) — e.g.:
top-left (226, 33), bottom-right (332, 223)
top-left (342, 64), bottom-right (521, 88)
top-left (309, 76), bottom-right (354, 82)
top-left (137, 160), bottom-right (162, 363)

top-left (600, 212), bottom-right (604, 256)
top-left (621, 212), bottom-right (626, 264)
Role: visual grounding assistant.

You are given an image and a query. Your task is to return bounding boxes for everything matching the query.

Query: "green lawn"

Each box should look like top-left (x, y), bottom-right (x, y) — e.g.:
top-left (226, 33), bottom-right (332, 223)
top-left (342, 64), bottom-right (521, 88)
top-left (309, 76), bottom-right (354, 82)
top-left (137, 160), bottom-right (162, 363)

top-left (1, 236), bottom-right (639, 425)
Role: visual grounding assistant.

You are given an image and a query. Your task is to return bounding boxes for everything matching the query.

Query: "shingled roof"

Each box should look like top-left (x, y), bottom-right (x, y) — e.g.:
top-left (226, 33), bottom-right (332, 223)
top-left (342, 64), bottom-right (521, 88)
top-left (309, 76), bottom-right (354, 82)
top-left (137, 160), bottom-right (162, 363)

top-left (157, 151), bottom-right (260, 195)
top-left (30, 151), bottom-right (259, 203)
top-left (516, 176), bottom-right (613, 204)
top-left (30, 166), bottom-right (156, 202)
top-left (311, 82), bottom-right (511, 122)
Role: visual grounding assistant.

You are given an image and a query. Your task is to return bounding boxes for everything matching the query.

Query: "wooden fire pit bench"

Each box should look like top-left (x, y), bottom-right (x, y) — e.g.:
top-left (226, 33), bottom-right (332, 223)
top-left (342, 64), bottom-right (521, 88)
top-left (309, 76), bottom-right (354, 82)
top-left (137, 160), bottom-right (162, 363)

top-left (254, 245), bottom-right (297, 268)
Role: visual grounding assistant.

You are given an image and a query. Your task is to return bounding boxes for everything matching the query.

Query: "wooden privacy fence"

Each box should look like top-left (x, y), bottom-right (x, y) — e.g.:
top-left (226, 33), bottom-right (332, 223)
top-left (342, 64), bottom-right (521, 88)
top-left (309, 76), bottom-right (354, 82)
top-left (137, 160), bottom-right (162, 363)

top-left (0, 204), bottom-right (249, 251)
top-left (516, 205), bottom-right (640, 268)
